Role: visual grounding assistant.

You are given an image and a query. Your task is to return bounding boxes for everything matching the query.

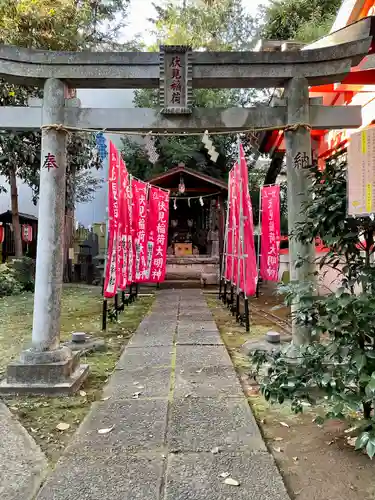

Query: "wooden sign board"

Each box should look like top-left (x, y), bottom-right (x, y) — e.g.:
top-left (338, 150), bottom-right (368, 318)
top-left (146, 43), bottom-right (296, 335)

top-left (347, 126), bottom-right (375, 217)
top-left (160, 45), bottom-right (192, 115)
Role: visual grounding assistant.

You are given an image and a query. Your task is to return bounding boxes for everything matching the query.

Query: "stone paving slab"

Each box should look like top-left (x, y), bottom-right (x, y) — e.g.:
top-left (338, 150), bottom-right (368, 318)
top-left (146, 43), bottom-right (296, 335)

top-left (136, 318), bottom-right (177, 332)
top-left (179, 303), bottom-right (210, 311)
top-left (0, 402), bottom-right (48, 500)
top-left (73, 399), bottom-right (168, 452)
top-left (174, 366), bottom-right (243, 398)
top-left (116, 346), bottom-right (172, 369)
top-left (177, 320), bottom-right (218, 333)
top-left (164, 451), bottom-right (290, 500)
top-left (179, 312), bottom-right (213, 321)
top-left (167, 398), bottom-right (266, 453)
top-left (128, 324), bottom-right (176, 347)
top-left (38, 451), bottom-right (164, 500)
top-left (103, 366), bottom-right (172, 399)
top-left (176, 345), bottom-right (232, 367)
top-left (176, 329), bottom-right (223, 345)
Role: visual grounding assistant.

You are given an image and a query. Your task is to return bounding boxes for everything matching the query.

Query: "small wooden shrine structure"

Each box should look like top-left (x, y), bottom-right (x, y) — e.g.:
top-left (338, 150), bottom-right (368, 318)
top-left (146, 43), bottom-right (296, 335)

top-left (148, 164), bottom-right (227, 285)
top-left (0, 211), bottom-right (38, 262)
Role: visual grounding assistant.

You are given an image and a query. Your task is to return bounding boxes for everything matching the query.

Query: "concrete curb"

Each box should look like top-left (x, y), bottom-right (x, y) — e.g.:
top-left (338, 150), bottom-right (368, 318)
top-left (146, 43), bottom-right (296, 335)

top-left (0, 402), bottom-right (49, 500)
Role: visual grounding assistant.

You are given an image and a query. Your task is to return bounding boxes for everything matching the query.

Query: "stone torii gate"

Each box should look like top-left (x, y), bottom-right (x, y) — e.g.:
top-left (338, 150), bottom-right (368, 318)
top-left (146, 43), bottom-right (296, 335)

top-left (0, 24), bottom-right (372, 394)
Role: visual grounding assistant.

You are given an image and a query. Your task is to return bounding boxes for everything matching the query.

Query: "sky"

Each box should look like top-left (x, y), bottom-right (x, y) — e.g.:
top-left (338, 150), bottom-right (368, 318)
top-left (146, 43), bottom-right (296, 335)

top-left (123, 0), bottom-right (268, 45)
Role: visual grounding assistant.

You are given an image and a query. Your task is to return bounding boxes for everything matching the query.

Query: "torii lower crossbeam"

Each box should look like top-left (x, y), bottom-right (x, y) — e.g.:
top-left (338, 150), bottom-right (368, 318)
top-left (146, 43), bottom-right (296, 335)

top-left (0, 104), bottom-right (363, 132)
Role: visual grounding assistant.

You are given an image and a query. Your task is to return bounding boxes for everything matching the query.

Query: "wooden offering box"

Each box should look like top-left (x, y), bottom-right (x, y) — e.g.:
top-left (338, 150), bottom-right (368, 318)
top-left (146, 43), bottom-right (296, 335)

top-left (174, 243), bottom-right (192, 256)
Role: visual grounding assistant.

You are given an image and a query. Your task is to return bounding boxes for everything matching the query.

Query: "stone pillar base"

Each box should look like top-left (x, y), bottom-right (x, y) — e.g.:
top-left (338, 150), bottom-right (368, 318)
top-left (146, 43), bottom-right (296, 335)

top-left (0, 347), bottom-right (89, 396)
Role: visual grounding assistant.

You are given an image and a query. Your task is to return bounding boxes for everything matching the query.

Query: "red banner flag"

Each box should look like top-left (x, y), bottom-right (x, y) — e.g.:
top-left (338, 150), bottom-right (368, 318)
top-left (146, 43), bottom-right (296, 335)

top-left (118, 157), bottom-right (129, 290)
top-left (132, 179), bottom-right (149, 282)
top-left (104, 141), bottom-right (120, 298)
top-left (224, 170), bottom-right (234, 281)
top-left (260, 185), bottom-right (281, 282)
top-left (127, 176), bottom-right (134, 285)
top-left (239, 144), bottom-right (258, 296)
top-left (148, 186), bottom-right (170, 283)
top-left (232, 162), bottom-right (240, 288)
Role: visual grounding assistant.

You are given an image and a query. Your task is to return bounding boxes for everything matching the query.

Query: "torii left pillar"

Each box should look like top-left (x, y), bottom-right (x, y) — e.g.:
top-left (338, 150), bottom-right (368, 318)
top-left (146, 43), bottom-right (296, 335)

top-left (0, 78), bottom-right (89, 395)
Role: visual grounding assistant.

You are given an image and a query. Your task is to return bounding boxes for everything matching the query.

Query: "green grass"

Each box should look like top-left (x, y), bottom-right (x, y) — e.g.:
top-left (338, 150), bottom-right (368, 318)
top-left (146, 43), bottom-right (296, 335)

top-left (206, 295), bottom-right (303, 421)
top-left (0, 285), bottom-right (154, 463)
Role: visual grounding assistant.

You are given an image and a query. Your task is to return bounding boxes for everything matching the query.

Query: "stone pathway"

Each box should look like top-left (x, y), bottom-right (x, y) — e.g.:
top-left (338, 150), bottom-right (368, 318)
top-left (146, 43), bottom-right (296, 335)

top-left (37, 290), bottom-right (290, 500)
top-left (0, 402), bottom-right (47, 500)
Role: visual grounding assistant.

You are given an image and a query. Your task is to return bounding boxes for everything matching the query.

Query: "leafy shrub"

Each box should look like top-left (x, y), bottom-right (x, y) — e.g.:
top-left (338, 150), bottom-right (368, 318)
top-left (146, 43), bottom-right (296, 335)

top-left (0, 263), bottom-right (23, 296)
top-left (10, 256), bottom-right (35, 292)
top-left (251, 156), bottom-right (375, 459)
top-left (252, 285), bottom-right (375, 458)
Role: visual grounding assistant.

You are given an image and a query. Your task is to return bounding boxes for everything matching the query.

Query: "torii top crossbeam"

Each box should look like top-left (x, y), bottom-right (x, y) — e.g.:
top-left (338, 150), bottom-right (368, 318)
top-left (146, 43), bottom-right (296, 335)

top-left (0, 28), bottom-right (371, 89)
top-left (0, 19), bottom-right (372, 134)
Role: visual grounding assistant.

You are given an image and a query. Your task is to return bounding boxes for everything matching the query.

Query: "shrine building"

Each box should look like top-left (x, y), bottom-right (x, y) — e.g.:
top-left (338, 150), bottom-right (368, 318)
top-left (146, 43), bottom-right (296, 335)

top-left (148, 164), bottom-right (227, 286)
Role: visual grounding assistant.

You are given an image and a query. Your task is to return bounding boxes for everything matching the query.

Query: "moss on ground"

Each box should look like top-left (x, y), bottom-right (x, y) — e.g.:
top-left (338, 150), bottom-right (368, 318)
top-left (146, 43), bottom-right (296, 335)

top-left (0, 285), bottom-right (154, 463)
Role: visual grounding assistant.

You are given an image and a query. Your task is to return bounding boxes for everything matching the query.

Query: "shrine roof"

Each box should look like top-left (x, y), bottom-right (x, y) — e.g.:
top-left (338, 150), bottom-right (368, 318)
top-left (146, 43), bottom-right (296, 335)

top-left (0, 210), bottom-right (38, 223)
top-left (148, 165), bottom-right (228, 191)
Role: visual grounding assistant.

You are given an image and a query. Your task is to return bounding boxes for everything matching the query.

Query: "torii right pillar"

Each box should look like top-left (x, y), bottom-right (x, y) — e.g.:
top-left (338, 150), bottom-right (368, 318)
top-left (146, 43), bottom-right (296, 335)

top-left (284, 76), bottom-right (316, 346)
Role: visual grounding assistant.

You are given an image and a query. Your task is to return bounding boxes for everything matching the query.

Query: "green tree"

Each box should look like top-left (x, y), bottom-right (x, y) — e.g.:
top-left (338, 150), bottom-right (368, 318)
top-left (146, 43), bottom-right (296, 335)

top-left (258, 0), bottom-right (342, 188)
top-left (122, 0), bottom-right (267, 183)
top-left (259, 0), bottom-right (342, 43)
top-left (0, 0), bottom-right (131, 257)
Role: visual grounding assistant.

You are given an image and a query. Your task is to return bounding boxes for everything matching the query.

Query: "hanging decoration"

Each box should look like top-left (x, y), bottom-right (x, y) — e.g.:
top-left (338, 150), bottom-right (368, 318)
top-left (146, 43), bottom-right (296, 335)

top-left (96, 132), bottom-right (108, 160)
top-left (21, 224), bottom-right (33, 243)
top-left (199, 196), bottom-right (204, 206)
top-left (145, 133), bottom-right (159, 165)
top-left (178, 175), bottom-right (185, 194)
top-left (202, 130), bottom-right (219, 163)
top-left (173, 198), bottom-right (177, 210)
top-left (188, 198), bottom-right (191, 207)
top-left (0, 224), bottom-right (4, 244)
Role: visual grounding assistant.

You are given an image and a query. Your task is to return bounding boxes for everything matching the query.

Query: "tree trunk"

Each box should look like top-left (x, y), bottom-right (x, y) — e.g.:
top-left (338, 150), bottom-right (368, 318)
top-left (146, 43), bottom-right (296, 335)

top-left (63, 210), bottom-right (74, 283)
top-left (9, 167), bottom-right (23, 258)
top-left (63, 162), bottom-right (76, 282)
